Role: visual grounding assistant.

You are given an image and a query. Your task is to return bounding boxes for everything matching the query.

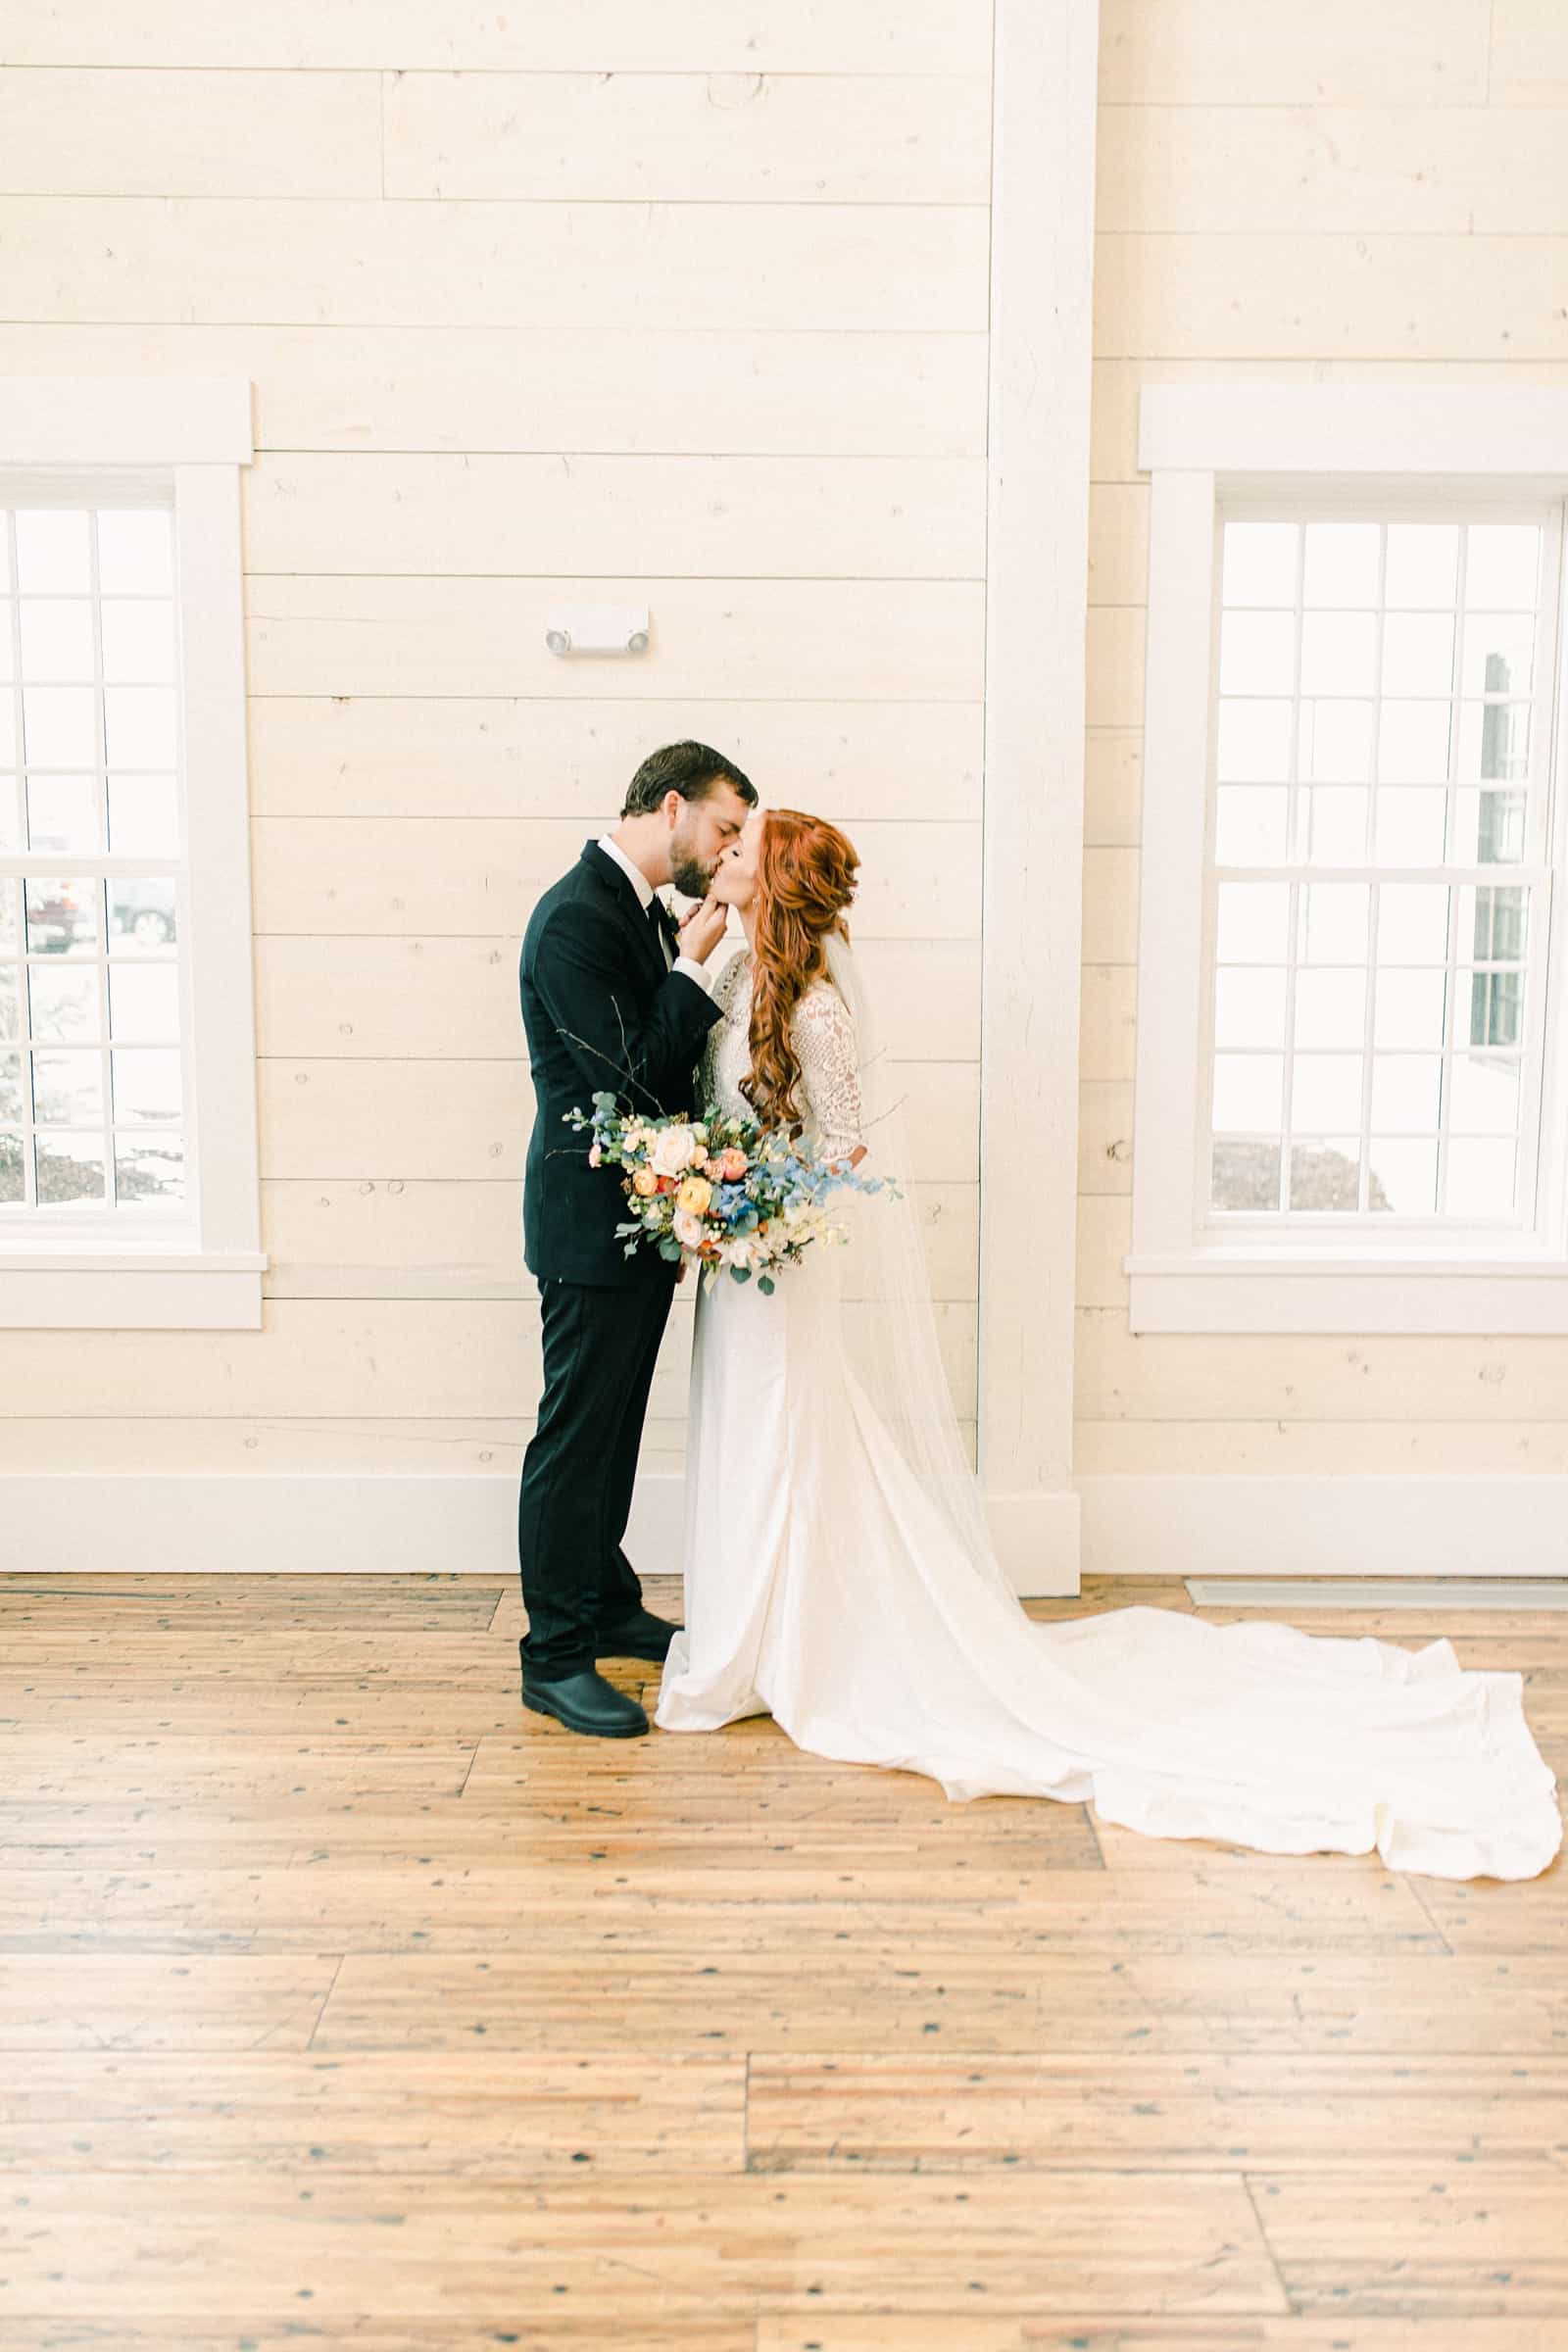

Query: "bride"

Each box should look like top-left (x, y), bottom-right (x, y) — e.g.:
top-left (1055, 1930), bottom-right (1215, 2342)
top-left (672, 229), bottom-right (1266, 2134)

top-left (654, 808), bottom-right (1563, 1884)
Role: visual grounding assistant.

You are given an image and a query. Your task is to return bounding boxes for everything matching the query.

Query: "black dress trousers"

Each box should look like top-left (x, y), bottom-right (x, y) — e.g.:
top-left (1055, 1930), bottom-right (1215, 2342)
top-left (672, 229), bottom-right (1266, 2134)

top-left (515, 1271), bottom-right (676, 1677)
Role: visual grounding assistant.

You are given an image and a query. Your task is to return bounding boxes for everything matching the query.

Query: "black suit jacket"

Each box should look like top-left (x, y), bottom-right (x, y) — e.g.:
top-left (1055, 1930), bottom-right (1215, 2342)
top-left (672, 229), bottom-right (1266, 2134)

top-left (519, 842), bottom-right (723, 1287)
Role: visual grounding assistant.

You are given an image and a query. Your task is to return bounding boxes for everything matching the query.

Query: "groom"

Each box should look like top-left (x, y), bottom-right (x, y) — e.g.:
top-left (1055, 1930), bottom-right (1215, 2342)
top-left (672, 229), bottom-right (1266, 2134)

top-left (515, 742), bottom-right (758, 1738)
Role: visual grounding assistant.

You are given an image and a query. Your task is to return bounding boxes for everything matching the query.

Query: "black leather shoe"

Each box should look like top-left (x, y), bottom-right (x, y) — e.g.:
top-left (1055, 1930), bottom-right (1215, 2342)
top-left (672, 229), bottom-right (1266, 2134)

top-left (520, 1660), bottom-right (649, 1740)
top-left (595, 1605), bottom-right (683, 1663)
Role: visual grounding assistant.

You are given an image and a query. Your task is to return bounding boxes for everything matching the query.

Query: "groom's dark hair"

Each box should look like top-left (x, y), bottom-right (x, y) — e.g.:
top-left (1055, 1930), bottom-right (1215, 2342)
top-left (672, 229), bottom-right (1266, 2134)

top-left (621, 740), bottom-right (758, 818)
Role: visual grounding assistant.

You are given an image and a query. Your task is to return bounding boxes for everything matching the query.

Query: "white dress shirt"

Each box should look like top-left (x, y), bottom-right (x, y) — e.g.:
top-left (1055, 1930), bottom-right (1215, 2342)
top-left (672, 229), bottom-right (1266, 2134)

top-left (596, 833), bottom-right (710, 993)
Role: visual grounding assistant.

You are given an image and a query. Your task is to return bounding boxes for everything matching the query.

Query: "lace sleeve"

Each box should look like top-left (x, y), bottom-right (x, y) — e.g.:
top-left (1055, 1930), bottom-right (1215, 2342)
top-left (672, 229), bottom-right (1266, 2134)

top-left (711, 948), bottom-right (749, 1013)
top-left (698, 948), bottom-right (747, 1108)
top-left (795, 983), bottom-right (864, 1161)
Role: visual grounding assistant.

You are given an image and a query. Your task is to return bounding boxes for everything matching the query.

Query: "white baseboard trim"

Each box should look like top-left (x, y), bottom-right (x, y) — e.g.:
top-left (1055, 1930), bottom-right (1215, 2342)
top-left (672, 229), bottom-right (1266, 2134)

top-left (13, 1471), bottom-right (1557, 1590)
top-left (1078, 1475), bottom-right (1568, 1582)
top-left (980, 1489), bottom-right (1083, 1595)
top-left (0, 1472), bottom-right (1083, 1594)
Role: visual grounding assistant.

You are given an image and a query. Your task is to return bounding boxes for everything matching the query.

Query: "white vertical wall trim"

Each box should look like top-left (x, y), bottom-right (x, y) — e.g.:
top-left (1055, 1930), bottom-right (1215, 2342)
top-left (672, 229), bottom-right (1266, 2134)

top-left (976, 0), bottom-right (1101, 1596)
top-left (1129, 467), bottom-right (1216, 1262)
top-left (175, 461), bottom-right (264, 1274)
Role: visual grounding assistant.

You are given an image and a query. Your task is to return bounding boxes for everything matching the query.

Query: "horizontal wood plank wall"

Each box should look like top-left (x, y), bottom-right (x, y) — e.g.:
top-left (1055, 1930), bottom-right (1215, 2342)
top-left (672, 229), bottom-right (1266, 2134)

top-left (1081, 0), bottom-right (1568, 1480)
top-left (0, 3), bottom-right (994, 1493)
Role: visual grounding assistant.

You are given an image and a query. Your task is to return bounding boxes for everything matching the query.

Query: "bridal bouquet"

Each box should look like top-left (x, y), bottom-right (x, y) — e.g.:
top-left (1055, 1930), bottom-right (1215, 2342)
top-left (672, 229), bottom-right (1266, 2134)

top-left (565, 1094), bottom-right (893, 1293)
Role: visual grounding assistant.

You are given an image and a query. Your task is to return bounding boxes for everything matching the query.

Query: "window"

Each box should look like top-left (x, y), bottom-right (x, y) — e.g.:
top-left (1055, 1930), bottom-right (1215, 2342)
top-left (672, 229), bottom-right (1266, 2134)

top-left (0, 380), bottom-right (263, 1328)
top-left (1129, 387), bottom-right (1568, 1335)
top-left (1206, 512), bottom-right (1557, 1234)
top-left (3, 502), bottom-right (185, 1217)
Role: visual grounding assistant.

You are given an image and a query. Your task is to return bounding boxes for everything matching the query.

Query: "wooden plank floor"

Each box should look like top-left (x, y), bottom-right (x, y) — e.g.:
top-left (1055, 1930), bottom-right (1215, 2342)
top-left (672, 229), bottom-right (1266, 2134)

top-left (0, 1570), bottom-right (1564, 2352)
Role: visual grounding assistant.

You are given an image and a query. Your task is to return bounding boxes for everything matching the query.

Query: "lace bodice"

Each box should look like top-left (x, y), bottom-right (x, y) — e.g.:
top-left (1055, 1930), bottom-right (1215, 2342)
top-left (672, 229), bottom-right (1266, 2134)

top-left (701, 951), bottom-right (865, 1160)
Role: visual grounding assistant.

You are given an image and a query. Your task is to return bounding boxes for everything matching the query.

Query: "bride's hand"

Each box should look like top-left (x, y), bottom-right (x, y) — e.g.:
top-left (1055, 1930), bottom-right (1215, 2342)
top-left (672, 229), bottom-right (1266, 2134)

top-left (677, 893), bottom-right (728, 963)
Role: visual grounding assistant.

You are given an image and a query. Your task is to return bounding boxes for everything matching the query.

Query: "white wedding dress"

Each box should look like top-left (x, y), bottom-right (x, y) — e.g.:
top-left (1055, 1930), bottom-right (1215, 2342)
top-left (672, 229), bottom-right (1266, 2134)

top-left (655, 948), bottom-right (1563, 1883)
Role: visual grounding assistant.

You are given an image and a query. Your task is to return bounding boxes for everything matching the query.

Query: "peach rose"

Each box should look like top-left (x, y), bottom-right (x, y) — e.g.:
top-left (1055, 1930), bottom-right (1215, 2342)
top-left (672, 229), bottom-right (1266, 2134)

top-left (717, 1147), bottom-right (749, 1181)
top-left (676, 1175), bottom-right (713, 1216)
top-left (632, 1167), bottom-right (660, 1198)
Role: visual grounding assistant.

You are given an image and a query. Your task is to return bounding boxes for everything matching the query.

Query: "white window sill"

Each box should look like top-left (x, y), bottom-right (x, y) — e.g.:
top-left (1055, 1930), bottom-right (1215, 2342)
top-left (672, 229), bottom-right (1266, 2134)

top-left (0, 1248), bottom-right (267, 1329)
top-left (1127, 1249), bottom-right (1568, 1335)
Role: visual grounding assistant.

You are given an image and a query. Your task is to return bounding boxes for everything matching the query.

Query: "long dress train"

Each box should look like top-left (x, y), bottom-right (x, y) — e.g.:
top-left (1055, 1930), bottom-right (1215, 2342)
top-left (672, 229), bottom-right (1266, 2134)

top-left (654, 951), bottom-right (1562, 1884)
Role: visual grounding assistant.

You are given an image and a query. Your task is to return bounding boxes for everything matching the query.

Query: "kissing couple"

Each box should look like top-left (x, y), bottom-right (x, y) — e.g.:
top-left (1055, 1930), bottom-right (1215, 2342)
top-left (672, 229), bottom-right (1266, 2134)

top-left (514, 741), bottom-right (1560, 1882)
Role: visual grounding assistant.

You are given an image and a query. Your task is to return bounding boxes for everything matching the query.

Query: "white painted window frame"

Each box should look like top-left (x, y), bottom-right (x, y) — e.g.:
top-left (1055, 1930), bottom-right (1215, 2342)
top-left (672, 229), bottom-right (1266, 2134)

top-left (0, 377), bottom-right (264, 1329)
top-left (1130, 386), bottom-right (1568, 1336)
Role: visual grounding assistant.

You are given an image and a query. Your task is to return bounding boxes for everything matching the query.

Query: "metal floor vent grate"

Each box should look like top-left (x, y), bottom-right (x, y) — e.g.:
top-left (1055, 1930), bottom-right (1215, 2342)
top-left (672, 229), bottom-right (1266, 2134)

top-left (1184, 1578), bottom-right (1568, 1610)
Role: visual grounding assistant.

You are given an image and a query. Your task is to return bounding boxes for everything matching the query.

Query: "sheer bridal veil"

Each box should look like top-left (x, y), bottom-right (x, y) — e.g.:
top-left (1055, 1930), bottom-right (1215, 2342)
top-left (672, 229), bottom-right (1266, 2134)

top-left (823, 929), bottom-right (1022, 1612)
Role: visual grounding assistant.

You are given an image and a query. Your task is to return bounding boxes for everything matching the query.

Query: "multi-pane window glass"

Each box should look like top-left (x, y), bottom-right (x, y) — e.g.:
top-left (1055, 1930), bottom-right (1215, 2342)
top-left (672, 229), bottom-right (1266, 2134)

top-left (0, 506), bottom-right (184, 1212)
top-left (1207, 517), bottom-right (1553, 1225)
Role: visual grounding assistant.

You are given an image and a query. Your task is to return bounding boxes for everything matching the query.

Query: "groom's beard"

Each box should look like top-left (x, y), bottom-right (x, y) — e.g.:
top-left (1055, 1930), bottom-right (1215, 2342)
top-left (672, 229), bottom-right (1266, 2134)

top-left (670, 850), bottom-right (715, 901)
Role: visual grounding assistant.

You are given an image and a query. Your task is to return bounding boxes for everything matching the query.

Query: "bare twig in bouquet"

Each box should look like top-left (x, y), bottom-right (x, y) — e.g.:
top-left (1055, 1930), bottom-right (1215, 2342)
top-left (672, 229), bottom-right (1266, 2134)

top-left (552, 1010), bottom-right (673, 1118)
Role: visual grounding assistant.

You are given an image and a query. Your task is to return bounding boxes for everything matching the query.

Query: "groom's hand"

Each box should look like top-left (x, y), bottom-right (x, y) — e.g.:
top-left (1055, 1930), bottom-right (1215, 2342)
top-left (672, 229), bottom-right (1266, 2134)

top-left (677, 893), bottom-right (728, 964)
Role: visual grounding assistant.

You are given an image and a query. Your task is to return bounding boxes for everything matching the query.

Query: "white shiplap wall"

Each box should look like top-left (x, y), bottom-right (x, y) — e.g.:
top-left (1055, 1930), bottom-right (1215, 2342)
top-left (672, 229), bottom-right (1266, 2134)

top-left (1080, 0), bottom-right (1568, 1485)
top-left (0, 7), bottom-right (994, 1492)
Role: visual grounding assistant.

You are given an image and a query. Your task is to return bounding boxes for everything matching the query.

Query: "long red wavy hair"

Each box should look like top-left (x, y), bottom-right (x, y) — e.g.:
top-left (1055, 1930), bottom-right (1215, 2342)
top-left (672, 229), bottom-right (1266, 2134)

top-left (742, 808), bottom-right (860, 1131)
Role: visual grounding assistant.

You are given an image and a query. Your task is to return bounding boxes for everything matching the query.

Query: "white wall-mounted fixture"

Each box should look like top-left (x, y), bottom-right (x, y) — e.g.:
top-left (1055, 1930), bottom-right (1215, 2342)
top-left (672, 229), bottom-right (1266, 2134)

top-left (544, 603), bottom-right (650, 657)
